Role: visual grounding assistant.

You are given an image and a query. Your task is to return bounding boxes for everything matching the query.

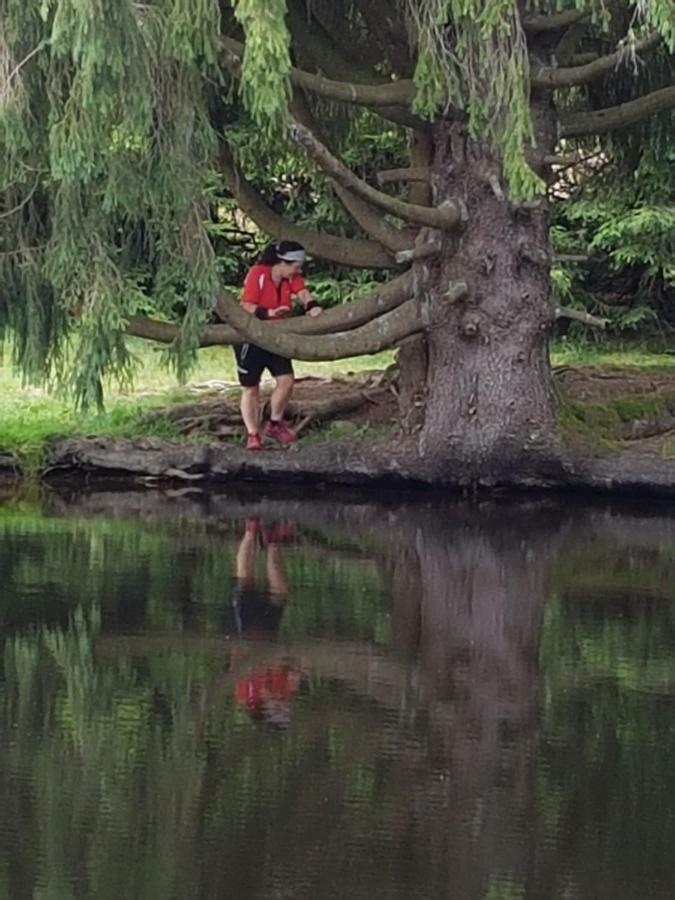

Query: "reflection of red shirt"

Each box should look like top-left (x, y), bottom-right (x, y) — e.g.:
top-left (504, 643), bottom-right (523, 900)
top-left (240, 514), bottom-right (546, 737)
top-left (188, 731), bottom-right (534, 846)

top-left (242, 265), bottom-right (306, 312)
top-left (235, 666), bottom-right (299, 711)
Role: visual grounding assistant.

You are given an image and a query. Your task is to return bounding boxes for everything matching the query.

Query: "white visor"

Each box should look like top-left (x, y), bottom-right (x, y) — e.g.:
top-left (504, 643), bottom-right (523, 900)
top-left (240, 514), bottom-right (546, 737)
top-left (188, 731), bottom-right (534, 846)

top-left (278, 250), bottom-right (306, 263)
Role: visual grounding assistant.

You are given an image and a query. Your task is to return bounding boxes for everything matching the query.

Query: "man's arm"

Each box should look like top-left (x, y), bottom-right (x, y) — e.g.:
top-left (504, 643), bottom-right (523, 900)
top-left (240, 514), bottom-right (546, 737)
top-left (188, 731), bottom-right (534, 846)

top-left (296, 288), bottom-right (322, 317)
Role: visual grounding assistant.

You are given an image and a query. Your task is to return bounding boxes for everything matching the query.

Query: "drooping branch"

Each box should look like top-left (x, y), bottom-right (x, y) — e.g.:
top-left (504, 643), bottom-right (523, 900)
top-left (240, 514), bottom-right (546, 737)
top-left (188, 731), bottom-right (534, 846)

top-left (125, 316), bottom-right (240, 347)
top-left (532, 33), bottom-right (662, 88)
top-left (376, 167), bottom-right (431, 186)
top-left (288, 122), bottom-right (462, 231)
top-left (522, 9), bottom-right (589, 33)
top-left (568, 52), bottom-right (599, 66)
top-left (125, 274), bottom-right (415, 347)
top-left (330, 182), bottom-right (412, 253)
top-left (284, 2), bottom-right (422, 130)
top-left (219, 141), bottom-right (394, 269)
top-left (214, 279), bottom-right (467, 360)
top-left (553, 19), bottom-right (590, 67)
top-left (289, 90), bottom-right (410, 254)
top-left (560, 84), bottom-right (675, 137)
top-left (215, 298), bottom-right (426, 361)
top-left (221, 36), bottom-right (415, 109)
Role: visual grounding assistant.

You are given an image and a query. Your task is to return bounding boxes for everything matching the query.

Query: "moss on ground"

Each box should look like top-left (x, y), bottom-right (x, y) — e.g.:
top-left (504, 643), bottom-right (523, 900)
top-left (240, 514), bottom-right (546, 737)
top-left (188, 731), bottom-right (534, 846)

top-left (557, 391), bottom-right (675, 454)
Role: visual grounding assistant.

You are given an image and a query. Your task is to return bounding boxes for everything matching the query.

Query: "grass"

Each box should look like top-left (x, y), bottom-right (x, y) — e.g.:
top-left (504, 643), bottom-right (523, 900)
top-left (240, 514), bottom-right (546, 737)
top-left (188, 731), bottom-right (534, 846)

top-left (551, 339), bottom-right (675, 370)
top-left (123, 339), bottom-right (394, 391)
top-left (0, 335), bottom-right (674, 471)
top-left (0, 340), bottom-right (395, 470)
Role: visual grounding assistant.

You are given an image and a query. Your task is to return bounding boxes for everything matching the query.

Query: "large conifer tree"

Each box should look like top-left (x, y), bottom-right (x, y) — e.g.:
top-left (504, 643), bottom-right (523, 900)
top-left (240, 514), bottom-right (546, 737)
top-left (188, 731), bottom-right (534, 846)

top-left (1, 1), bottom-right (673, 477)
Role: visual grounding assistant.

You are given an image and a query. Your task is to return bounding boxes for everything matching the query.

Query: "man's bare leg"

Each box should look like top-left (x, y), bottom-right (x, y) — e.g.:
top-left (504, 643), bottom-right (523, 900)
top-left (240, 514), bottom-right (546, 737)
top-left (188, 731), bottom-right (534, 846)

top-left (266, 544), bottom-right (289, 599)
top-left (241, 385), bottom-right (260, 434)
top-left (236, 524), bottom-right (258, 582)
top-left (269, 374), bottom-right (294, 422)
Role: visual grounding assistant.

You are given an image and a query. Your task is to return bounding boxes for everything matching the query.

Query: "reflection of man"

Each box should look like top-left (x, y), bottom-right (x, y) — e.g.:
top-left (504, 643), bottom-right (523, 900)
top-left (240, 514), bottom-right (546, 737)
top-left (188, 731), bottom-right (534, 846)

top-left (231, 517), bottom-right (293, 639)
top-left (231, 518), bottom-right (303, 726)
top-left (235, 665), bottom-right (302, 727)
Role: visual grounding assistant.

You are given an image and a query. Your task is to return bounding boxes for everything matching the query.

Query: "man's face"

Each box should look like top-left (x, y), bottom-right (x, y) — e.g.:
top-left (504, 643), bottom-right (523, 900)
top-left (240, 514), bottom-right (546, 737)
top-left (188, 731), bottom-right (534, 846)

top-left (280, 260), bottom-right (303, 278)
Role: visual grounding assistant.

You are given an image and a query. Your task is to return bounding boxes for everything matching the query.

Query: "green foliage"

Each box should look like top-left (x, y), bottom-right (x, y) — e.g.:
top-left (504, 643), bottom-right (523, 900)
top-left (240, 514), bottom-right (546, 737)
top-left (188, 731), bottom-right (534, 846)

top-left (232, 0), bottom-right (291, 132)
top-left (1, 0), bottom-right (222, 406)
top-left (0, 387), bottom-right (184, 474)
top-left (551, 147), bottom-right (675, 335)
top-left (410, 0), bottom-right (543, 198)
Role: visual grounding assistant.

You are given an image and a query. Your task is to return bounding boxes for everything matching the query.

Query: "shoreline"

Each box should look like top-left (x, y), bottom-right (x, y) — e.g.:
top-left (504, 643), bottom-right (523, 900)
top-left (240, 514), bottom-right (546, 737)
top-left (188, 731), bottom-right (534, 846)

top-left (0, 434), bottom-right (673, 499)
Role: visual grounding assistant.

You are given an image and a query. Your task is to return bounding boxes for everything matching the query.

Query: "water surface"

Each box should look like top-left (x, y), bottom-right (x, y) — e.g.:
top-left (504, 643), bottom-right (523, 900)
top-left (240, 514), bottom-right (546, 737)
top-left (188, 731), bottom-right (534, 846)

top-left (1, 488), bottom-right (674, 899)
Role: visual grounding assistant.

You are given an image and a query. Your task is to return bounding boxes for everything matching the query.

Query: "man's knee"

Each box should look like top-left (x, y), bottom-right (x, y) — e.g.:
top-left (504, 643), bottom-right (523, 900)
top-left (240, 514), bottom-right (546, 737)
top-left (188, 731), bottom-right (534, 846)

top-left (275, 374), bottom-right (294, 391)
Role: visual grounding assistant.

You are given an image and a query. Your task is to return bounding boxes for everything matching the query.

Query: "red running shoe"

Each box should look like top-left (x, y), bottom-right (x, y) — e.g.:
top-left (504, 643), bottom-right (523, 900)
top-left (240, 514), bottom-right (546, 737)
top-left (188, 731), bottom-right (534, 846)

top-left (244, 517), bottom-right (261, 536)
top-left (246, 432), bottom-right (262, 451)
top-left (262, 521), bottom-right (295, 544)
top-left (264, 420), bottom-right (296, 445)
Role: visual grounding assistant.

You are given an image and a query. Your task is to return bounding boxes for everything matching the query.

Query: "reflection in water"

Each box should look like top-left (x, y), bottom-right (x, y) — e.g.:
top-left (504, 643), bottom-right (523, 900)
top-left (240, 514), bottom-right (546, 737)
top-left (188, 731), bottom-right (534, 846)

top-left (0, 491), bottom-right (674, 899)
top-left (231, 518), bottom-right (304, 727)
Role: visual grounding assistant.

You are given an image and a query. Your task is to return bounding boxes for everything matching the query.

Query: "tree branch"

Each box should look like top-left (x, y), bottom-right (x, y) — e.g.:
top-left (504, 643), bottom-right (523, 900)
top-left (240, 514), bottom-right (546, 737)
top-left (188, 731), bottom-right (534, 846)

top-left (532, 32), bottom-right (662, 88)
top-left (220, 272), bottom-right (415, 336)
top-left (555, 305), bottom-right (609, 328)
top-left (544, 152), bottom-right (595, 166)
top-left (126, 274), bottom-right (415, 347)
top-left (569, 51), bottom-right (599, 66)
top-left (523, 9), bottom-right (589, 33)
top-left (395, 237), bottom-right (441, 264)
top-left (215, 298), bottom-right (426, 360)
top-left (219, 141), bottom-right (395, 269)
top-left (330, 182), bottom-right (412, 253)
top-left (560, 84), bottom-right (675, 137)
top-left (288, 122), bottom-right (462, 231)
top-left (289, 90), bottom-right (410, 254)
top-left (222, 36), bottom-right (415, 109)
top-left (125, 316), bottom-right (240, 347)
top-left (284, 1), bottom-right (421, 130)
top-left (554, 19), bottom-right (589, 67)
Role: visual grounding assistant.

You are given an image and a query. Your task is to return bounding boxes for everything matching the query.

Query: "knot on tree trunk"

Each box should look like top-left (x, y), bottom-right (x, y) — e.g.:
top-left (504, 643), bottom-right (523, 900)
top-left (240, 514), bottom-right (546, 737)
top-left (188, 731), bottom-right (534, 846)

top-left (460, 312), bottom-right (481, 338)
top-left (518, 241), bottom-right (551, 267)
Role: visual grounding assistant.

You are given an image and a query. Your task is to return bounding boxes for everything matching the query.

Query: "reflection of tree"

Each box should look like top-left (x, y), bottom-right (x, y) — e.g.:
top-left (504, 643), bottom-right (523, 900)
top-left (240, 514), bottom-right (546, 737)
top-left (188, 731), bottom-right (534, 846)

top-left (1, 494), bottom-right (675, 898)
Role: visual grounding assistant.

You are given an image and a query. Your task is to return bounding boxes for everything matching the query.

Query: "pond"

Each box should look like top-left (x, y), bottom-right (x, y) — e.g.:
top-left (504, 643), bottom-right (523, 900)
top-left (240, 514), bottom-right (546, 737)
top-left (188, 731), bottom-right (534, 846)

top-left (0, 486), bottom-right (674, 899)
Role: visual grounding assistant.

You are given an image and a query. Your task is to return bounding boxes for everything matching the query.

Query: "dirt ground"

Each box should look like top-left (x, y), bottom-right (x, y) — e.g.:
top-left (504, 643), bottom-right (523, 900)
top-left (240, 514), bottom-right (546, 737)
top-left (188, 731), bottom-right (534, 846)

top-left (553, 365), bottom-right (675, 403)
top-left (163, 366), bottom-right (675, 454)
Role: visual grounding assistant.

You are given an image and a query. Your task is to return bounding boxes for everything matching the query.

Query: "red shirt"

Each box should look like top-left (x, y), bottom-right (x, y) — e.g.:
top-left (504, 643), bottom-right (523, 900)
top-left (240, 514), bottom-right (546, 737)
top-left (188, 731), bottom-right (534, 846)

top-left (235, 666), bottom-right (300, 712)
top-left (242, 264), bottom-right (306, 312)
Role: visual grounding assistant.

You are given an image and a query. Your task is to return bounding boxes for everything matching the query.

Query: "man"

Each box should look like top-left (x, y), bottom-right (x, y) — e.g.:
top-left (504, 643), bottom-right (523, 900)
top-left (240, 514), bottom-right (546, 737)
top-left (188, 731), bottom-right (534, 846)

top-left (236, 240), bottom-right (322, 450)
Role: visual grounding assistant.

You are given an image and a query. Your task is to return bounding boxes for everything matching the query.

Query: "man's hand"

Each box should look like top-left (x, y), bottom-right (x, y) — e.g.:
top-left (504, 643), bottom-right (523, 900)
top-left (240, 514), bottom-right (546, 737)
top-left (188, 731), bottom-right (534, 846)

top-left (305, 305), bottom-right (322, 318)
top-left (268, 306), bottom-right (291, 318)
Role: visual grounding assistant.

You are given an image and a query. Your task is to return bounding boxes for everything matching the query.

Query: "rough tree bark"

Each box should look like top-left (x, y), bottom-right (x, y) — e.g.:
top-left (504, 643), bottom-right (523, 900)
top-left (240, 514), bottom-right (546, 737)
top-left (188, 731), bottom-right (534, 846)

top-left (410, 100), bottom-right (559, 479)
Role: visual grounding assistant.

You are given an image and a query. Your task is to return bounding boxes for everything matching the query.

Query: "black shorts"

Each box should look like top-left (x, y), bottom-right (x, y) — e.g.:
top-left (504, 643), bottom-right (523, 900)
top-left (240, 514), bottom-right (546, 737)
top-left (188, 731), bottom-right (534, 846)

top-left (229, 582), bottom-right (286, 636)
top-left (234, 343), bottom-right (294, 387)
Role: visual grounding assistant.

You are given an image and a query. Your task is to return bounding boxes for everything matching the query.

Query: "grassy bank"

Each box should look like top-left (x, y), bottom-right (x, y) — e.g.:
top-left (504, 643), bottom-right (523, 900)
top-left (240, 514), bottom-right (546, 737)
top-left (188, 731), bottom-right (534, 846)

top-left (0, 340), bottom-right (395, 470)
top-left (0, 338), bottom-right (674, 471)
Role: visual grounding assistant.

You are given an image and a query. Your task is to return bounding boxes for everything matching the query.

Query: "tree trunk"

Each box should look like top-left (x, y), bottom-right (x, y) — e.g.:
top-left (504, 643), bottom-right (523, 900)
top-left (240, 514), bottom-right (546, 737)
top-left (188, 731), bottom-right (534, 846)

top-left (413, 112), bottom-right (560, 481)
